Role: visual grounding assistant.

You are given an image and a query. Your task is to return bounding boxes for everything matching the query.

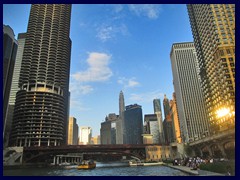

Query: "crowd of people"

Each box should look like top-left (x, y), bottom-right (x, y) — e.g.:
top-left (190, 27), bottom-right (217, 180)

top-left (172, 157), bottom-right (229, 170)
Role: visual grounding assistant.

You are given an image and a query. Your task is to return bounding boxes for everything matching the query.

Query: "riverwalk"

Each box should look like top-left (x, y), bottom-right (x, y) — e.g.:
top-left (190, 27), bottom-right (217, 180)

top-left (164, 163), bottom-right (225, 176)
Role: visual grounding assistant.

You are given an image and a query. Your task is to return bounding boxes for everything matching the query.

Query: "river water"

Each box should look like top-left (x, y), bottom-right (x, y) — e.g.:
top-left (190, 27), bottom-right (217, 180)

top-left (3, 162), bottom-right (189, 176)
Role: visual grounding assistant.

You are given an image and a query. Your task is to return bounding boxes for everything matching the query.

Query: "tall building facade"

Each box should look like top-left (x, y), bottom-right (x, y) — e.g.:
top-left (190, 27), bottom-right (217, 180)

top-left (123, 104), bottom-right (143, 144)
top-left (170, 42), bottom-right (209, 142)
top-left (163, 95), bottom-right (174, 143)
top-left (163, 115), bottom-right (174, 144)
top-left (79, 126), bottom-right (92, 145)
top-left (68, 117), bottom-right (78, 145)
top-left (153, 99), bottom-right (165, 144)
top-left (100, 113), bottom-right (118, 144)
top-left (144, 114), bottom-right (160, 144)
top-left (116, 90), bottom-right (125, 144)
top-left (91, 135), bottom-right (101, 145)
top-left (163, 95), bottom-right (170, 119)
top-left (187, 4), bottom-right (235, 133)
top-left (9, 4), bottom-right (72, 147)
top-left (4, 33), bottom-right (26, 148)
top-left (169, 93), bottom-right (182, 143)
top-left (3, 25), bottom-right (18, 147)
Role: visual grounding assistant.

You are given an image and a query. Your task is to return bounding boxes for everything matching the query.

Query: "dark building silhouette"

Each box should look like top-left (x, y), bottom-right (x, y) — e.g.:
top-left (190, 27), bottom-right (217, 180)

top-left (123, 104), bottom-right (143, 144)
top-left (9, 4), bottom-right (72, 147)
top-left (3, 25), bottom-right (18, 147)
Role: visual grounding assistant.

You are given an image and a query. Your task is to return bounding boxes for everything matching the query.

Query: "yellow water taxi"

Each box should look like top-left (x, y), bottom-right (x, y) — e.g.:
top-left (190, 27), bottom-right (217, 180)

top-left (77, 160), bottom-right (96, 170)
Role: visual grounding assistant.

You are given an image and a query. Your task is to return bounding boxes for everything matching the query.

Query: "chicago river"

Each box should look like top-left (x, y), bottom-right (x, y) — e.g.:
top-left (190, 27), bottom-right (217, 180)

top-left (4, 162), bottom-right (188, 176)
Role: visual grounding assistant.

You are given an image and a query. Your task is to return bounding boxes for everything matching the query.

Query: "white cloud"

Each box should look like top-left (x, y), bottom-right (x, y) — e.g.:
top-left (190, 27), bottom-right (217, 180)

top-left (70, 84), bottom-right (94, 95)
top-left (72, 52), bottom-right (113, 82)
top-left (70, 99), bottom-right (91, 112)
top-left (128, 4), bottom-right (162, 19)
top-left (96, 23), bottom-right (129, 42)
top-left (118, 77), bottom-right (140, 88)
top-left (129, 90), bottom-right (164, 103)
top-left (96, 25), bottom-right (114, 42)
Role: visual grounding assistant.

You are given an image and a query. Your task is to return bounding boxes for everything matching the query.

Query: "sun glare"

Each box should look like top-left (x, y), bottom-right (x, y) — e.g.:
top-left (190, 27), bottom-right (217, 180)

top-left (216, 107), bottom-right (230, 118)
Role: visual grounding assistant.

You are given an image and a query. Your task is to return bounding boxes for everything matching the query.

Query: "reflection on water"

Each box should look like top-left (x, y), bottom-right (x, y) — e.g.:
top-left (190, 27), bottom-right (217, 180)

top-left (4, 162), bottom-right (189, 176)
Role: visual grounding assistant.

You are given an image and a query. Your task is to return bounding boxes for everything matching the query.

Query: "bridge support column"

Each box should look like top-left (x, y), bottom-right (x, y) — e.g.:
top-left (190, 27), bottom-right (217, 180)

top-left (54, 140), bottom-right (57, 146)
top-left (28, 139), bottom-right (31, 147)
top-left (206, 145), bottom-right (213, 157)
top-left (56, 156), bottom-right (59, 165)
top-left (217, 143), bottom-right (227, 158)
top-left (198, 148), bottom-right (203, 157)
top-left (48, 139), bottom-right (50, 146)
top-left (53, 156), bottom-right (56, 165)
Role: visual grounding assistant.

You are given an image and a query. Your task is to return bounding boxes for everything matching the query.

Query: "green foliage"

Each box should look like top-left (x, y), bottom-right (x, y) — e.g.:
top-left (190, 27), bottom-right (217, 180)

top-left (199, 161), bottom-right (235, 175)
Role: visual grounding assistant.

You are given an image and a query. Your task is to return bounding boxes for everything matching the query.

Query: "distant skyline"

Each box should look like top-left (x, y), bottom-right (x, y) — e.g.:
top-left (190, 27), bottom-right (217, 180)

top-left (3, 4), bottom-right (193, 136)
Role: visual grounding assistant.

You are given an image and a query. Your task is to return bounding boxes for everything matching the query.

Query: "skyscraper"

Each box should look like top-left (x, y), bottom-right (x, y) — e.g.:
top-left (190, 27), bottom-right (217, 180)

top-left (144, 114), bottom-right (160, 144)
top-left (79, 126), bottom-right (92, 145)
top-left (187, 4), bottom-right (235, 133)
top-left (153, 99), bottom-right (161, 113)
top-left (153, 99), bottom-right (165, 144)
top-left (163, 95), bottom-right (170, 119)
top-left (3, 25), bottom-right (18, 147)
top-left (68, 117), bottom-right (78, 145)
top-left (169, 93), bottom-right (182, 143)
top-left (170, 42), bottom-right (209, 142)
top-left (100, 113), bottom-right (118, 144)
top-left (123, 104), bottom-right (143, 144)
top-left (116, 90), bottom-right (125, 144)
top-left (9, 4), bottom-right (72, 147)
top-left (4, 33), bottom-right (26, 148)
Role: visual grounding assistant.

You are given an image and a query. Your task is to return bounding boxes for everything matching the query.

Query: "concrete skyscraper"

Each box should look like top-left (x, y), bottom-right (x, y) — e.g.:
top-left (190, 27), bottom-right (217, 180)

top-left (187, 4), bottom-right (235, 134)
top-left (3, 25), bottom-right (18, 147)
top-left (9, 4), bottom-right (72, 147)
top-left (153, 99), bottom-right (165, 144)
top-left (144, 114), bottom-right (160, 144)
top-left (170, 42), bottom-right (209, 142)
top-left (68, 117), bottom-right (79, 145)
top-left (116, 90), bottom-right (125, 144)
top-left (100, 113), bottom-right (118, 144)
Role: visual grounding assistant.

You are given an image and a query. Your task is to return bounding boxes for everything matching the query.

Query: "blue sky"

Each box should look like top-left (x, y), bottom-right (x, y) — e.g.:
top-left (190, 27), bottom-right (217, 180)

top-left (3, 4), bottom-right (193, 136)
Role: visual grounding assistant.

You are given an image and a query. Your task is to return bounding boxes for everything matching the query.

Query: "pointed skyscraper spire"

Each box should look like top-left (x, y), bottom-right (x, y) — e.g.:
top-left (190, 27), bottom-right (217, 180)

top-left (119, 90), bottom-right (125, 118)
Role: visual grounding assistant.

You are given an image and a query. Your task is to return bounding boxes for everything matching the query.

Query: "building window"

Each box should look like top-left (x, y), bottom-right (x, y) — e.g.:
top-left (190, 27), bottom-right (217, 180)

top-left (219, 50), bottom-right (224, 56)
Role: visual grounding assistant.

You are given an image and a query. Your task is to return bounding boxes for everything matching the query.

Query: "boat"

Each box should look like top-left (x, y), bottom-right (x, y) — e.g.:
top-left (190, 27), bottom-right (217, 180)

top-left (77, 160), bottom-right (96, 170)
top-left (129, 160), bottom-right (163, 166)
top-left (129, 160), bottom-right (144, 166)
top-left (59, 162), bottom-right (71, 166)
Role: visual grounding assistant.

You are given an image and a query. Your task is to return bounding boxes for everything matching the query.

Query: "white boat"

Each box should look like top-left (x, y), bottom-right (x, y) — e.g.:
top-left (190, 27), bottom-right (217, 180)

top-left (59, 162), bottom-right (71, 166)
top-left (129, 160), bottom-right (163, 166)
